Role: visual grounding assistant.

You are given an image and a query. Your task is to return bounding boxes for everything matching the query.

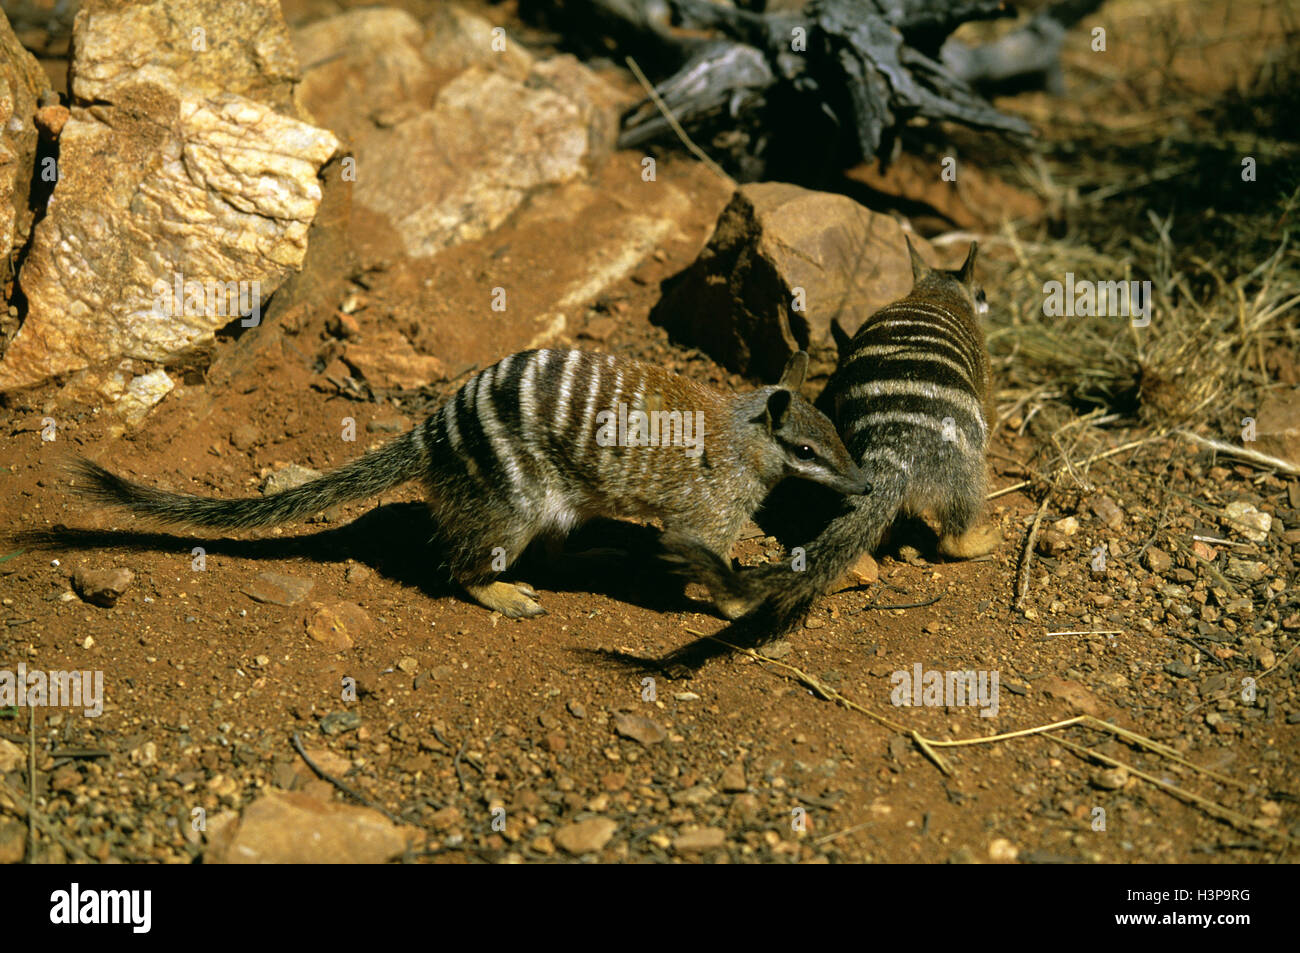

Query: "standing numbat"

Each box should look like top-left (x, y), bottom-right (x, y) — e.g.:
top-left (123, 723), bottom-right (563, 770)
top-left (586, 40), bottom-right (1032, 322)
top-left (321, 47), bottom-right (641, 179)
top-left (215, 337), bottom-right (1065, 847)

top-left (69, 348), bottom-right (871, 618)
top-left (663, 239), bottom-right (999, 635)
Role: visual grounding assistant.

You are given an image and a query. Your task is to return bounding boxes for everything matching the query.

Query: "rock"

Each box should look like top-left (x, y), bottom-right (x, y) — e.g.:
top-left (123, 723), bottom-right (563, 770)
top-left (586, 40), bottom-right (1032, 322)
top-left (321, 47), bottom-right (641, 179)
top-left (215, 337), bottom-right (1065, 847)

top-left (1035, 529), bottom-right (1069, 557)
top-left (1223, 501), bottom-right (1271, 543)
top-left (841, 552), bottom-right (878, 588)
top-left (1164, 660), bottom-right (1196, 678)
top-left (719, 762), bottom-right (747, 793)
top-left (1254, 391), bottom-right (1300, 466)
top-left (230, 423), bottom-right (261, 451)
top-left (344, 564), bottom-right (372, 584)
top-left (987, 837), bottom-right (1019, 862)
top-left (1088, 495), bottom-right (1124, 530)
top-left (205, 790), bottom-right (411, 864)
top-left (567, 700), bottom-right (587, 719)
top-left (553, 817), bottom-right (617, 854)
top-left (320, 711), bottom-right (362, 736)
top-left (613, 712), bottom-right (667, 746)
top-left (0, 818), bottom-right (26, 862)
top-left (756, 640), bottom-right (793, 659)
top-left (674, 827), bottom-right (726, 852)
top-left (72, 566), bottom-right (134, 607)
top-left (0, 8), bottom-right (51, 278)
top-left (351, 66), bottom-right (591, 259)
top-left (242, 571), bottom-right (314, 607)
top-left (1090, 767), bottom-right (1129, 790)
top-left (343, 331), bottom-right (447, 389)
top-left (1038, 676), bottom-right (1103, 716)
top-left (421, 5), bottom-right (534, 78)
top-left (0, 737), bottom-right (24, 772)
top-left (129, 741), bottom-right (157, 768)
top-left (111, 370), bottom-right (175, 427)
top-left (670, 785), bottom-right (715, 806)
top-left (1226, 558), bottom-right (1266, 583)
top-left (33, 104), bottom-right (69, 137)
top-left (429, 806), bottom-right (463, 832)
top-left (0, 0), bottom-right (339, 393)
top-left (1143, 547), bottom-right (1172, 573)
top-left (305, 601), bottom-right (373, 650)
top-left (649, 182), bottom-right (944, 382)
top-left (262, 464), bottom-right (323, 495)
top-left (1054, 516), bottom-right (1080, 536)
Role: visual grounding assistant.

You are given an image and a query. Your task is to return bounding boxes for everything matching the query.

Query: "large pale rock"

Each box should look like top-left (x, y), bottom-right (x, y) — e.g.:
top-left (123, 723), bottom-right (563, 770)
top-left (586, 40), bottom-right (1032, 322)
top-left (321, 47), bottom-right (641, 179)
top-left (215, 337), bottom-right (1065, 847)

top-left (650, 182), bottom-right (942, 383)
top-left (70, 0), bottom-right (301, 114)
top-left (204, 790), bottom-right (413, 864)
top-left (0, 0), bottom-right (339, 392)
top-left (354, 66), bottom-right (589, 259)
top-left (295, 6), bottom-right (627, 262)
top-left (0, 8), bottom-right (51, 275)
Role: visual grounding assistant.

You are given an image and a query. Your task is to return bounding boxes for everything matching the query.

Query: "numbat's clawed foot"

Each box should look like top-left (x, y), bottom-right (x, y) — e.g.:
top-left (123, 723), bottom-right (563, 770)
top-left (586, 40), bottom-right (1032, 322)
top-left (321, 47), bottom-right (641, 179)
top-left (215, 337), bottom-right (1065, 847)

top-left (466, 581), bottom-right (547, 618)
top-left (938, 522), bottom-right (1000, 560)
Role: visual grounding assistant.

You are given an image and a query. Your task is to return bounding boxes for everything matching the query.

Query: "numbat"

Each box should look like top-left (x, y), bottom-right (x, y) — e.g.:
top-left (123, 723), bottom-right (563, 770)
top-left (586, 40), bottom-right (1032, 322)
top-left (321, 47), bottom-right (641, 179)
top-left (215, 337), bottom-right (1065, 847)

top-left (664, 240), bottom-right (998, 631)
top-left (71, 349), bottom-right (870, 618)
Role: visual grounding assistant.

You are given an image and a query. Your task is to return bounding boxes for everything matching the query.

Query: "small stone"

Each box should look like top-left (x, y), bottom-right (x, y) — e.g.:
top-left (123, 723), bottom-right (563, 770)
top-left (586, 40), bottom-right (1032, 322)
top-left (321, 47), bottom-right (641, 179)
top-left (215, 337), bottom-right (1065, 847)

top-left (243, 571), bottom-right (314, 607)
top-left (988, 838), bottom-right (1019, 862)
top-left (1164, 660), bottom-right (1196, 678)
top-left (1091, 767), bottom-right (1129, 790)
top-left (366, 414), bottom-right (409, 434)
top-left (429, 807), bottom-right (462, 831)
top-left (129, 741), bottom-right (157, 767)
top-left (613, 712), bottom-right (667, 747)
top-left (554, 817), bottom-right (617, 854)
top-left (1226, 558), bottom-right (1266, 583)
top-left (567, 700), bottom-right (586, 719)
top-left (320, 711), bottom-right (362, 736)
top-left (262, 464), bottom-right (323, 495)
top-left (1035, 529), bottom-right (1069, 556)
top-left (719, 762), bottom-right (747, 793)
top-left (845, 552), bottom-right (878, 586)
top-left (0, 820), bottom-right (26, 863)
top-left (1224, 501), bottom-right (1271, 543)
top-left (1143, 547), bottom-right (1172, 573)
top-left (1088, 495), bottom-right (1124, 529)
top-left (205, 791), bottom-right (410, 864)
top-left (306, 601), bottom-right (374, 651)
top-left (1039, 676), bottom-right (1103, 716)
top-left (230, 423), bottom-right (260, 451)
top-left (544, 732), bottom-right (566, 753)
top-left (72, 566), bottom-right (134, 607)
top-left (0, 738), bottom-right (25, 772)
top-left (756, 640), bottom-right (793, 660)
top-left (673, 827), bottom-right (726, 852)
top-left (1054, 516), bottom-right (1080, 536)
top-left (670, 785), bottom-right (715, 806)
top-left (396, 656), bottom-right (419, 675)
top-left (345, 564), bottom-right (372, 584)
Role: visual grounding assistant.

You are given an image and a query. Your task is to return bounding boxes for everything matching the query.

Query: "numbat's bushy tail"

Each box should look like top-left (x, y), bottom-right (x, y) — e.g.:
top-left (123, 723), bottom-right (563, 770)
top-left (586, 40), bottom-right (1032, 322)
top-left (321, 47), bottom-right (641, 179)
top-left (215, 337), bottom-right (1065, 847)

top-left (71, 348), bottom-right (870, 619)
top-left (663, 240), bottom-right (998, 639)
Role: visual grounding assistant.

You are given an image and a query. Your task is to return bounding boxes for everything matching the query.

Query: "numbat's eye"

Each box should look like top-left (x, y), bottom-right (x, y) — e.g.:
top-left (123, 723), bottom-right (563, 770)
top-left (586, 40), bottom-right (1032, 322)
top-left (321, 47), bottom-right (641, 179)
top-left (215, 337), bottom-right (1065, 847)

top-left (794, 445), bottom-right (816, 460)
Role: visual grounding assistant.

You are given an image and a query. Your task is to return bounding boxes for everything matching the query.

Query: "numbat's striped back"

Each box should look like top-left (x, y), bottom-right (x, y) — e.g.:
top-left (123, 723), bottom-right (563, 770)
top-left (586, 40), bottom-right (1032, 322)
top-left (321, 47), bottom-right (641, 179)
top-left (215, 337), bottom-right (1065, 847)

top-left (71, 348), bottom-right (870, 619)
top-left (661, 240), bottom-right (999, 641)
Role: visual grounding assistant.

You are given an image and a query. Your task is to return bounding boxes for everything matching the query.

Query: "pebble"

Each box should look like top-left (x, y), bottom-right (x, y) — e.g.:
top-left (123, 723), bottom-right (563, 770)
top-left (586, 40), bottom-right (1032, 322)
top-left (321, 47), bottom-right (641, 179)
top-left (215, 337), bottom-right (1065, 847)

top-left (553, 817), bottom-right (617, 854)
top-left (345, 564), bottom-right (372, 584)
top-left (613, 712), bottom-right (667, 746)
top-left (230, 423), bottom-right (261, 451)
top-left (0, 820), bottom-right (27, 863)
top-left (243, 571), bottom-right (314, 607)
top-left (1054, 516), bottom-right (1080, 536)
top-left (673, 827), bottom-right (726, 852)
top-left (567, 700), bottom-right (586, 719)
top-left (1143, 547), bottom-right (1172, 573)
top-left (756, 640), bottom-right (793, 659)
top-left (320, 711), bottom-right (362, 735)
top-left (1088, 495), bottom-right (1124, 529)
top-left (0, 738), bottom-right (24, 772)
top-left (670, 785), bottom-right (715, 806)
top-left (1223, 501), bottom-right (1271, 542)
top-left (1164, 661), bottom-right (1196, 678)
top-left (262, 464), bottom-right (323, 495)
top-left (72, 566), bottom-right (134, 607)
top-left (205, 791), bottom-right (409, 864)
top-left (1090, 767), bottom-right (1129, 790)
top-left (988, 838), bottom-right (1019, 862)
top-left (305, 601), bottom-right (374, 651)
top-left (719, 762), bottom-right (747, 793)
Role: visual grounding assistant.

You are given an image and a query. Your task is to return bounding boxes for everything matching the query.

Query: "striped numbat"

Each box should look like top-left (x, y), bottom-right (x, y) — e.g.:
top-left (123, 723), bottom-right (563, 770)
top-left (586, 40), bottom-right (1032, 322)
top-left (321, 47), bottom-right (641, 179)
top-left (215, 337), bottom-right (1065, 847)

top-left (70, 348), bottom-right (871, 618)
top-left (663, 239), bottom-right (999, 633)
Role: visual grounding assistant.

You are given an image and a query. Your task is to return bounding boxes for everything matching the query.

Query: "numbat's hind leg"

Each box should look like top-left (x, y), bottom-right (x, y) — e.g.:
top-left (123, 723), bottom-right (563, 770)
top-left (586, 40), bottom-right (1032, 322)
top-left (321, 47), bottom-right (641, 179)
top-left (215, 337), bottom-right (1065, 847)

top-left (463, 580), bottom-right (547, 618)
top-left (937, 522), bottom-right (1000, 559)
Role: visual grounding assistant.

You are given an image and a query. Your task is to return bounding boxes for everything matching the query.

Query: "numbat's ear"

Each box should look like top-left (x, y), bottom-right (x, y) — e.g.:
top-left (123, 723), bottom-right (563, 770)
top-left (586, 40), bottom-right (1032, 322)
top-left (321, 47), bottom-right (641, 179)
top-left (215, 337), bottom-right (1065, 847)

top-left (778, 350), bottom-right (809, 390)
top-left (958, 241), bottom-right (979, 283)
top-left (906, 235), bottom-right (931, 281)
top-left (763, 388), bottom-right (793, 431)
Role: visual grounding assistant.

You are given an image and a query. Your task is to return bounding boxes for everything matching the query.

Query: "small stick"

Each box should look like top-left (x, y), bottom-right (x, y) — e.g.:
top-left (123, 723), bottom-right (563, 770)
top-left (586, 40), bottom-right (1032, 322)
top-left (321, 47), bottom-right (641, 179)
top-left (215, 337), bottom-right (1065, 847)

top-left (625, 56), bottom-right (733, 185)
top-left (291, 732), bottom-right (405, 825)
top-left (1015, 495), bottom-right (1052, 609)
top-left (1176, 430), bottom-right (1300, 475)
